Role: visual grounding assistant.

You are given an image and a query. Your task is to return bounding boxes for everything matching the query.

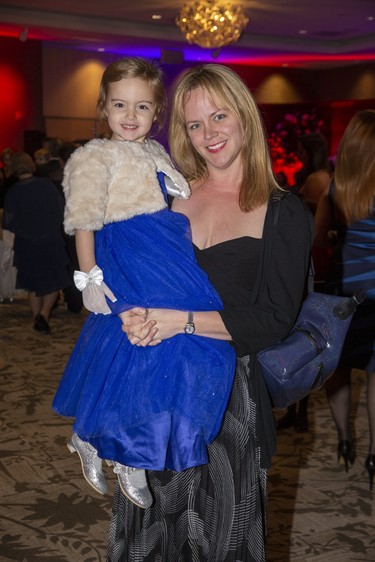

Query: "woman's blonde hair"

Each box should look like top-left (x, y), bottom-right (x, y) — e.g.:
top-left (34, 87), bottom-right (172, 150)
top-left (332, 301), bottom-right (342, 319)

top-left (97, 56), bottom-right (167, 134)
top-left (334, 109), bottom-right (375, 224)
top-left (169, 64), bottom-right (278, 210)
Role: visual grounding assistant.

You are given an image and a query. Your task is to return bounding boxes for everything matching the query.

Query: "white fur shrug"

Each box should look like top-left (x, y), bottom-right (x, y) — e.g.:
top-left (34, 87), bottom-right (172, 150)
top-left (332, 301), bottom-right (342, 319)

top-left (63, 138), bottom-right (190, 235)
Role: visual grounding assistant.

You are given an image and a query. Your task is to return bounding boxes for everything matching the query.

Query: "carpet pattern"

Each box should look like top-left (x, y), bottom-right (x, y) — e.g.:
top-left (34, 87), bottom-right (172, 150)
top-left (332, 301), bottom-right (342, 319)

top-left (0, 295), bottom-right (374, 561)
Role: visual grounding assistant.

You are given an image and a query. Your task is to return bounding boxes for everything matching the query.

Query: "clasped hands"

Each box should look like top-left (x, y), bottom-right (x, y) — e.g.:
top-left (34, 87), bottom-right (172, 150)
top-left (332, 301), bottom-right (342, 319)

top-left (121, 308), bottom-right (185, 347)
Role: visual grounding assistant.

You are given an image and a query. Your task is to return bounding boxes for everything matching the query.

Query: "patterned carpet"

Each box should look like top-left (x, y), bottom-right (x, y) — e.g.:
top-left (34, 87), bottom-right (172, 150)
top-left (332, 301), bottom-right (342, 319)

top-left (0, 295), bottom-right (374, 562)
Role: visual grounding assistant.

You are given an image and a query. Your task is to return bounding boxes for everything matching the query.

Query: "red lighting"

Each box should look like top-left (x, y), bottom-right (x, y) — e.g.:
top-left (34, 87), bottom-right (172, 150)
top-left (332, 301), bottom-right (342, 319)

top-left (219, 52), bottom-right (375, 67)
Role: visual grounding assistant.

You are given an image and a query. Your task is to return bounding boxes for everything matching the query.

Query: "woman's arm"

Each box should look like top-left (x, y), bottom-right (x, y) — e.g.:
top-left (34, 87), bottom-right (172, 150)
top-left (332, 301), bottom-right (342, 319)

top-left (122, 308), bottom-right (230, 347)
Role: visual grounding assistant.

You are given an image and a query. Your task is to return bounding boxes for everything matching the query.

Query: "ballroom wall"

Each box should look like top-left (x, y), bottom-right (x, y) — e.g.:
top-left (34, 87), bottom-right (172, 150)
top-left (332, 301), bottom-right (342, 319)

top-left (1, 36), bottom-right (374, 155)
top-left (0, 37), bottom-right (44, 152)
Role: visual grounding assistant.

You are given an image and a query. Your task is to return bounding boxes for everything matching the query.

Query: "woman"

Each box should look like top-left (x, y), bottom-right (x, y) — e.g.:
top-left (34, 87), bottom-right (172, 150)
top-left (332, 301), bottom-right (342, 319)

top-left (0, 147), bottom-right (17, 208)
top-left (2, 152), bottom-right (70, 331)
top-left (314, 110), bottom-right (375, 489)
top-left (107, 64), bottom-right (312, 561)
top-left (295, 132), bottom-right (331, 214)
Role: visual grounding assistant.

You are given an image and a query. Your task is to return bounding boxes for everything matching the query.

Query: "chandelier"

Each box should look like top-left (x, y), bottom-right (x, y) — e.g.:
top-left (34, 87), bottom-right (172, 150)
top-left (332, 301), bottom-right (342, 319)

top-left (176, 1), bottom-right (249, 49)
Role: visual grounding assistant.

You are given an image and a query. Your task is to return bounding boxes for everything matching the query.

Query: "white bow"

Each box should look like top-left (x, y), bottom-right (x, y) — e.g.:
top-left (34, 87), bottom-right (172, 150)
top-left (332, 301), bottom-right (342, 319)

top-left (74, 265), bottom-right (104, 290)
top-left (73, 265), bottom-right (117, 315)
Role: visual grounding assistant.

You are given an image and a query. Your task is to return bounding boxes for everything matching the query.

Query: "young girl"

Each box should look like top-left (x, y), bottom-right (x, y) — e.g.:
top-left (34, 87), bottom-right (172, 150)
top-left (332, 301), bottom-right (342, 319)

top-left (52, 57), bottom-right (236, 509)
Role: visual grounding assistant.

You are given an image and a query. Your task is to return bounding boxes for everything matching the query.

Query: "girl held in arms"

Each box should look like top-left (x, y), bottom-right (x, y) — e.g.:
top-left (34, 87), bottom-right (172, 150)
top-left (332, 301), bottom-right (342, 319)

top-left (52, 57), bottom-right (236, 509)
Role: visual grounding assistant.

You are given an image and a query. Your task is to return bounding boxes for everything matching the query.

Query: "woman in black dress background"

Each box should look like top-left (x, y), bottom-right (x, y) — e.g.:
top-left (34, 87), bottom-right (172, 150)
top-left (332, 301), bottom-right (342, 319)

top-left (2, 152), bottom-right (70, 331)
top-left (108, 64), bottom-right (312, 562)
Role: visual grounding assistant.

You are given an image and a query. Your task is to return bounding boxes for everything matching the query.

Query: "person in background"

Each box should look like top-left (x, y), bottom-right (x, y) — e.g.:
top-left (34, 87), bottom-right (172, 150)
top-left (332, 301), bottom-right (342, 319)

top-left (0, 207), bottom-right (16, 303)
top-left (34, 147), bottom-right (50, 175)
top-left (41, 137), bottom-right (64, 184)
top-left (109, 63), bottom-right (312, 562)
top-left (34, 147), bottom-right (50, 165)
top-left (2, 152), bottom-right (70, 332)
top-left (296, 132), bottom-right (332, 214)
top-left (57, 141), bottom-right (83, 313)
top-left (277, 131), bottom-right (332, 433)
top-left (314, 110), bottom-right (375, 489)
top-left (275, 170), bottom-right (288, 188)
top-left (0, 147), bottom-right (17, 208)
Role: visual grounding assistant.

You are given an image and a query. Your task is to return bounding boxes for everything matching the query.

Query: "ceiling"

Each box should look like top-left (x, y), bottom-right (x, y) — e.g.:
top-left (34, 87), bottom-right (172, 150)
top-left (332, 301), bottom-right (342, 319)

top-left (0, 0), bottom-right (374, 68)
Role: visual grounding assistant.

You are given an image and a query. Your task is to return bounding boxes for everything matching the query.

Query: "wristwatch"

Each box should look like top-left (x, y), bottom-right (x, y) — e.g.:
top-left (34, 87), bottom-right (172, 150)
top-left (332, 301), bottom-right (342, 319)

top-left (184, 311), bottom-right (195, 335)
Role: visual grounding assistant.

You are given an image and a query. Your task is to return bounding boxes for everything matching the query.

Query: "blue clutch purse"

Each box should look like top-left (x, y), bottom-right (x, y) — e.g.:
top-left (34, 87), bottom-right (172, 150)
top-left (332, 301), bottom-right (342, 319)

top-left (258, 290), bottom-right (361, 409)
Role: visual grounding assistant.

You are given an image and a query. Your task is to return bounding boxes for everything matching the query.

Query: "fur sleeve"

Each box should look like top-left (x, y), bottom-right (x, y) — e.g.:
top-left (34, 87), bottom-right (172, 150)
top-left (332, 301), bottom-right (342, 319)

top-left (63, 140), bottom-right (109, 235)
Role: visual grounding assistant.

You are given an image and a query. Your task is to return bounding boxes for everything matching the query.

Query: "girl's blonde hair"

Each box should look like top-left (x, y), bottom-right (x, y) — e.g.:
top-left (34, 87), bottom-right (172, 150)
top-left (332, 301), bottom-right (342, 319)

top-left (169, 64), bottom-right (278, 210)
top-left (97, 57), bottom-right (167, 134)
top-left (334, 109), bottom-right (375, 224)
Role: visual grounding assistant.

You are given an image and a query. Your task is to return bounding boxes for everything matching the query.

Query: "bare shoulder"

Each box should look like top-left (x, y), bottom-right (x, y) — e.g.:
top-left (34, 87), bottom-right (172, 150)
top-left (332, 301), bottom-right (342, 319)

top-left (172, 180), bottom-right (201, 211)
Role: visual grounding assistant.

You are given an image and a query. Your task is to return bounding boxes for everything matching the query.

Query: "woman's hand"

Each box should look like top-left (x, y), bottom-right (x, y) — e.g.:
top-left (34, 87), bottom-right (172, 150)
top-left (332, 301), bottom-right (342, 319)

top-left (120, 308), bottom-right (186, 347)
top-left (120, 307), bottom-right (159, 346)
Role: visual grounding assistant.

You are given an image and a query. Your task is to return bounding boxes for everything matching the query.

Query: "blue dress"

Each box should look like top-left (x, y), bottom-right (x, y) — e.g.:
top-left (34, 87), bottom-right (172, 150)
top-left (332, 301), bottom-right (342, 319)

top-left (52, 173), bottom-right (236, 472)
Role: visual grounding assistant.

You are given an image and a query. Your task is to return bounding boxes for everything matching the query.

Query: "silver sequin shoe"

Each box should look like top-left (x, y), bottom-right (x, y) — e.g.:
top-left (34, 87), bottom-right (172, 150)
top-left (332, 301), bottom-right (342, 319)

top-left (67, 433), bottom-right (108, 495)
top-left (107, 461), bottom-right (153, 509)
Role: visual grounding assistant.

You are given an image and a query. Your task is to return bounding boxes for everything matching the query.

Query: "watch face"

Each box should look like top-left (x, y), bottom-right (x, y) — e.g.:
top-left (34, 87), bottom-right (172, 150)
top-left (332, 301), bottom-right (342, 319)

top-left (185, 322), bottom-right (195, 335)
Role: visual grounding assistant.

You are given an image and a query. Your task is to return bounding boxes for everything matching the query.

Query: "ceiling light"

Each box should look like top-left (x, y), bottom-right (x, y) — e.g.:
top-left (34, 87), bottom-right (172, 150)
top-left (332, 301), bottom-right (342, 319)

top-left (152, 14), bottom-right (162, 20)
top-left (176, 1), bottom-right (249, 49)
